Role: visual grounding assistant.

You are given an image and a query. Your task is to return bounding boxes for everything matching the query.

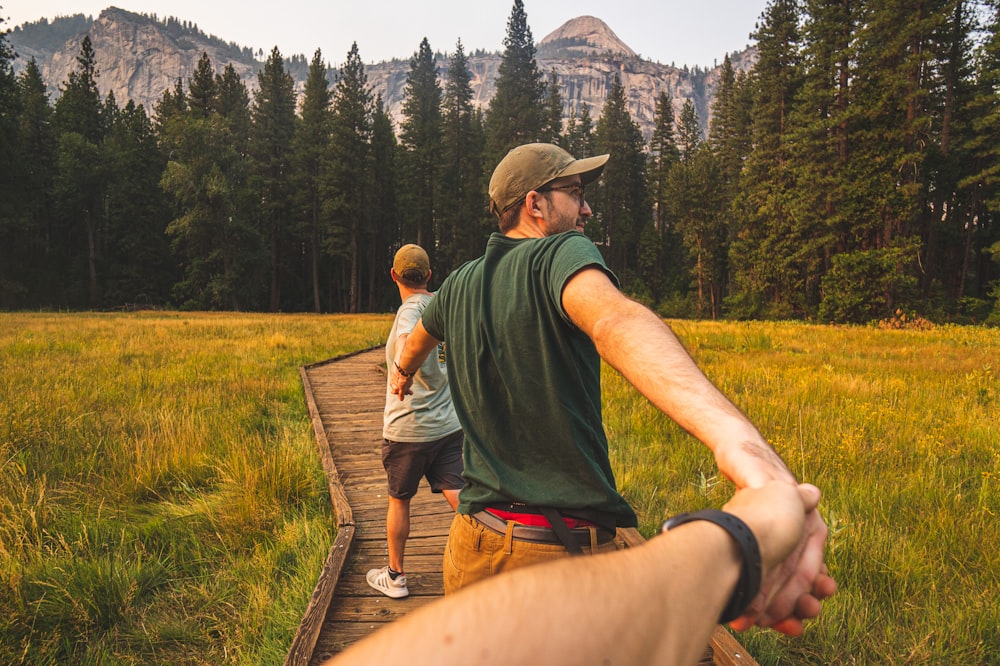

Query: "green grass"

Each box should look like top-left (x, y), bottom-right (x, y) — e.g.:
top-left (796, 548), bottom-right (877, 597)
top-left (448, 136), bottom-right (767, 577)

top-left (0, 312), bottom-right (391, 665)
top-left (2, 314), bottom-right (998, 664)
top-left (604, 320), bottom-right (1000, 664)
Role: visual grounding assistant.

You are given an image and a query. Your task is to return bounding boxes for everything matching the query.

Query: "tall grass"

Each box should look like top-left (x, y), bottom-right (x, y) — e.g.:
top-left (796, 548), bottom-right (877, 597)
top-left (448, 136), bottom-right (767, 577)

top-left (0, 312), bottom-right (390, 665)
top-left (604, 320), bottom-right (1000, 664)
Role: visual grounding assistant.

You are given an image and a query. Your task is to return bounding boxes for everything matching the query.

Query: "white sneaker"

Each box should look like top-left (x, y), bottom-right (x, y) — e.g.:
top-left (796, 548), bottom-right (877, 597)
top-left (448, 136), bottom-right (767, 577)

top-left (366, 566), bottom-right (409, 598)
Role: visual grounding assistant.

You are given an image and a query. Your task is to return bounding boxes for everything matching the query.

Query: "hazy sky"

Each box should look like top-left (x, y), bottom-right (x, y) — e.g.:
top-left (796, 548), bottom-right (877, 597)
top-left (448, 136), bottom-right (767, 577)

top-left (4, 0), bottom-right (768, 68)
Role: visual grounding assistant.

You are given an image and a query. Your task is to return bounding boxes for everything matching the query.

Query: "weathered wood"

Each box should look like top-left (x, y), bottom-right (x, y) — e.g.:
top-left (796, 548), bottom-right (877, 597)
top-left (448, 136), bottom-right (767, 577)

top-left (283, 526), bottom-right (354, 666)
top-left (299, 365), bottom-right (353, 528)
top-left (289, 346), bottom-right (758, 666)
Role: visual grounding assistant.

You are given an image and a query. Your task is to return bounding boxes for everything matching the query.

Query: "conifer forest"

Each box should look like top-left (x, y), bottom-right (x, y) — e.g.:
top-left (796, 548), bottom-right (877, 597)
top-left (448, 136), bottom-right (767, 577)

top-left (2, 0), bottom-right (999, 324)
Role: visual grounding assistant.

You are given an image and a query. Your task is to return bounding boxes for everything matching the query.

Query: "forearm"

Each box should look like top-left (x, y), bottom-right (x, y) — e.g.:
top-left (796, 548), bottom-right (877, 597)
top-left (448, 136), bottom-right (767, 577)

top-left (592, 297), bottom-right (792, 488)
top-left (396, 321), bottom-right (439, 375)
top-left (329, 525), bottom-right (741, 666)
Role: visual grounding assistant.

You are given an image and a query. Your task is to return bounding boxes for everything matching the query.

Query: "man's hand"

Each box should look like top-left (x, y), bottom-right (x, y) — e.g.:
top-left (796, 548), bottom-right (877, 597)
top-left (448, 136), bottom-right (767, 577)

top-left (389, 363), bottom-right (415, 400)
top-left (726, 484), bottom-right (838, 635)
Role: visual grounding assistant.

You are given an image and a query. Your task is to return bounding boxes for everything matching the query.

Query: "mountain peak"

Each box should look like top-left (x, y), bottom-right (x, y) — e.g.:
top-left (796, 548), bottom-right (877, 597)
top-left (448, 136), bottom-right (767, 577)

top-left (538, 16), bottom-right (637, 59)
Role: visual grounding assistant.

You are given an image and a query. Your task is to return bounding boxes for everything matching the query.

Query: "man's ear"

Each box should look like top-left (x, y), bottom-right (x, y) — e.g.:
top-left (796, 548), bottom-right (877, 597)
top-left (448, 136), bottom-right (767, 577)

top-left (525, 190), bottom-right (546, 219)
top-left (390, 268), bottom-right (399, 282)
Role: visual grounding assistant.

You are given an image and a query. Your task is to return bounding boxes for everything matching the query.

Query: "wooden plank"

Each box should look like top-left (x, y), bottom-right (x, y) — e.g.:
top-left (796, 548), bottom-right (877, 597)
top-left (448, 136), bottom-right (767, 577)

top-left (710, 626), bottom-right (759, 666)
top-left (284, 526), bottom-right (355, 666)
top-left (299, 365), bottom-right (353, 528)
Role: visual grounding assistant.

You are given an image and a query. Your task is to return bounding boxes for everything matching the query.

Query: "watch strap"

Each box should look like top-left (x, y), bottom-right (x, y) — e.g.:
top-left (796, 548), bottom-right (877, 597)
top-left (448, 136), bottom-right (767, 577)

top-left (661, 509), bottom-right (762, 624)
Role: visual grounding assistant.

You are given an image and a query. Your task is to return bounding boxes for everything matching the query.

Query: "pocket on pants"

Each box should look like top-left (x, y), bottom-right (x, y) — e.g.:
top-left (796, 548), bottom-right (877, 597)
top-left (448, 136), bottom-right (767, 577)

top-left (442, 514), bottom-right (470, 594)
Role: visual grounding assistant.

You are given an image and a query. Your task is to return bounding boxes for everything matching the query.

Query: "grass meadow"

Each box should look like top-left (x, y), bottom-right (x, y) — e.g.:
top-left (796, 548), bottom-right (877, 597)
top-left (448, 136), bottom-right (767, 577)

top-left (1, 313), bottom-right (998, 664)
top-left (0, 312), bottom-right (390, 664)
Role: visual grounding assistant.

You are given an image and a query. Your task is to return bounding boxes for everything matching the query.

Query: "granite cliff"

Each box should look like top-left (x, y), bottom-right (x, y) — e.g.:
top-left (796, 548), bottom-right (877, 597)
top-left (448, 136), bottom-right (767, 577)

top-left (10, 8), bottom-right (756, 141)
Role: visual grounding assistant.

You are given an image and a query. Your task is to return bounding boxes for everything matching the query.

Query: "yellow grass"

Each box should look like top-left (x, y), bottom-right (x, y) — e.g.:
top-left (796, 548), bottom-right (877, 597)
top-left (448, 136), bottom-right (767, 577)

top-left (603, 320), bottom-right (1000, 664)
top-left (0, 312), bottom-right (391, 664)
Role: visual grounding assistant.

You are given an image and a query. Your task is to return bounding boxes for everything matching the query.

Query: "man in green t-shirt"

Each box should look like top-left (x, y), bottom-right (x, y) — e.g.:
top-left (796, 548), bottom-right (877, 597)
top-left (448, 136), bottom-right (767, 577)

top-left (390, 143), bottom-right (835, 635)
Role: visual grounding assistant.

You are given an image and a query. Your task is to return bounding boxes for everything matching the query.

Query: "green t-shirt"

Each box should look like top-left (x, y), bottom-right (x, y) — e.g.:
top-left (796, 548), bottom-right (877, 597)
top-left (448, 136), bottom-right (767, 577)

top-left (422, 231), bottom-right (637, 527)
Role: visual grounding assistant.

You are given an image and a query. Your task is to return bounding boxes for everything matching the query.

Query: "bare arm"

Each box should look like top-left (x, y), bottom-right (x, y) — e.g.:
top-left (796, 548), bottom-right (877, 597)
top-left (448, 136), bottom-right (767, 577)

top-left (390, 320), bottom-right (441, 399)
top-left (562, 267), bottom-right (836, 632)
top-left (563, 267), bottom-right (789, 488)
top-left (325, 482), bottom-right (816, 666)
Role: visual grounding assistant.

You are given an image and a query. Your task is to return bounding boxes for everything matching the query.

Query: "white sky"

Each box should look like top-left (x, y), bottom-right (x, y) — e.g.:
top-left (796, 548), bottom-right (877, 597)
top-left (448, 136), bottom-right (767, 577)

top-left (3, 0), bottom-right (768, 68)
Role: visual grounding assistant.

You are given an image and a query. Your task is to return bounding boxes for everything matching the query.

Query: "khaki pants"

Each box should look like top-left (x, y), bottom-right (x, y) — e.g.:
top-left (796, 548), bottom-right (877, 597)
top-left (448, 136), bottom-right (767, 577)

top-left (442, 513), bottom-right (624, 594)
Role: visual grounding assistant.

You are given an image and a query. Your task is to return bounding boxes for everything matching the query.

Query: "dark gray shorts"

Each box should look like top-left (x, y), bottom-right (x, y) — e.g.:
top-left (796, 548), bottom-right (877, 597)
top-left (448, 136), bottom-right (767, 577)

top-left (382, 429), bottom-right (464, 500)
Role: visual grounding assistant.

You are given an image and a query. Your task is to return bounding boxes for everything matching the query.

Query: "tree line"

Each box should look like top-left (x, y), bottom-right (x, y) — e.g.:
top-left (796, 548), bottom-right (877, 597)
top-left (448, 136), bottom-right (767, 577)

top-left (1, 0), bottom-right (999, 323)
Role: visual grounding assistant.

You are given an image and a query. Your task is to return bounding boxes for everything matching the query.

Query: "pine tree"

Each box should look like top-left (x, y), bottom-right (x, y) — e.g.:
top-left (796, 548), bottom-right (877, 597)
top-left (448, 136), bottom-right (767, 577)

top-left (961, 0), bottom-right (1000, 319)
top-left (399, 37), bottom-right (443, 250)
top-left (160, 55), bottom-right (258, 310)
top-left (676, 99), bottom-right (702, 161)
top-left (645, 91), bottom-right (686, 304)
top-left (666, 105), bottom-right (728, 318)
top-left (921, 0), bottom-right (985, 309)
top-left (542, 70), bottom-right (564, 144)
top-left (648, 92), bottom-right (679, 230)
top-left (11, 59), bottom-right (57, 306)
top-left (369, 95), bottom-right (399, 311)
top-left (828, 0), bottom-right (952, 320)
top-left (250, 46), bottom-right (297, 311)
top-left (484, 0), bottom-right (546, 166)
top-left (292, 49), bottom-right (333, 312)
top-left (53, 35), bottom-right (106, 306)
top-left (188, 52), bottom-right (217, 119)
top-left (593, 73), bottom-right (650, 283)
top-left (212, 63), bottom-right (261, 309)
top-left (101, 100), bottom-right (173, 304)
top-left (439, 39), bottom-right (488, 274)
top-left (327, 42), bottom-right (373, 312)
top-left (729, 0), bottom-right (805, 319)
top-left (0, 17), bottom-right (25, 306)
top-left (564, 102), bottom-right (596, 160)
top-left (152, 77), bottom-right (187, 133)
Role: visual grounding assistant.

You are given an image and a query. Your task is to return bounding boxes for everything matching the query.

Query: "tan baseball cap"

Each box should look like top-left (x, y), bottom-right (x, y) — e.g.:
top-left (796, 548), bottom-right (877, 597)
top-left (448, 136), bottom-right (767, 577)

top-left (488, 143), bottom-right (609, 217)
top-left (393, 244), bottom-right (430, 280)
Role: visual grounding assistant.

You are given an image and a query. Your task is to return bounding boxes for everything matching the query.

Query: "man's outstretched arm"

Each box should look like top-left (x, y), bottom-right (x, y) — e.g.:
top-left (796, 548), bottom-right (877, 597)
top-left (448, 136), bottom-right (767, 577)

top-left (561, 266), bottom-right (836, 632)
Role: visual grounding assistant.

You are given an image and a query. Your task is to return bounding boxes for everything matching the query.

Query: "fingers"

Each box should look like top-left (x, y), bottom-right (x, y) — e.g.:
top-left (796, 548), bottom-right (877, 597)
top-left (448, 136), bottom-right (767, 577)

top-left (727, 485), bottom-right (837, 635)
top-left (757, 510), bottom-right (829, 626)
top-left (797, 483), bottom-right (821, 512)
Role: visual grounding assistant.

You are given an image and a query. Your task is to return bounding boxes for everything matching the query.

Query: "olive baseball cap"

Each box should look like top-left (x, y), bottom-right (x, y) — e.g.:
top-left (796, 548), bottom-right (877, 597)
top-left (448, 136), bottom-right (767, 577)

top-left (393, 244), bottom-right (430, 280)
top-left (488, 143), bottom-right (610, 217)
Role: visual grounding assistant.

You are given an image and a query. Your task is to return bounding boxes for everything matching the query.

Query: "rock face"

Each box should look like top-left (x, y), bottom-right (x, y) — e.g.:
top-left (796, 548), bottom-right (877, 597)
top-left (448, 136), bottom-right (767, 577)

top-left (14, 8), bottom-right (260, 109)
top-left (537, 15), bottom-right (636, 58)
top-left (11, 8), bottom-right (756, 141)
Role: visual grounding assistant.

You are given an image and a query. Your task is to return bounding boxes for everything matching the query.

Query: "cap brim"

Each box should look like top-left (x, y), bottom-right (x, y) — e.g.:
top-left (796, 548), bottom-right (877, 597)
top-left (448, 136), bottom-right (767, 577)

top-left (556, 154), bottom-right (610, 186)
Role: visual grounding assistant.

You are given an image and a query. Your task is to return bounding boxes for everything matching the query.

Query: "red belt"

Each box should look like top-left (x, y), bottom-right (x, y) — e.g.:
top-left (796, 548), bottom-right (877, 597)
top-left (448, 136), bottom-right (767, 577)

top-left (485, 507), bottom-right (595, 529)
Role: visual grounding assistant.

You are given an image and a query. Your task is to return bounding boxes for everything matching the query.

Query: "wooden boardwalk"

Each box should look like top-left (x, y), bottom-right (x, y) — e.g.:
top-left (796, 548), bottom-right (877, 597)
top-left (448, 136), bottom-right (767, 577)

top-left (285, 346), bottom-right (757, 666)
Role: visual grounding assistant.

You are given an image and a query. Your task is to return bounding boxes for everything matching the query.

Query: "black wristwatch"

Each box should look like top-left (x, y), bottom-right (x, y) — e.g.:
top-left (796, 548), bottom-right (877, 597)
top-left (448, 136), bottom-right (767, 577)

top-left (661, 509), bottom-right (762, 624)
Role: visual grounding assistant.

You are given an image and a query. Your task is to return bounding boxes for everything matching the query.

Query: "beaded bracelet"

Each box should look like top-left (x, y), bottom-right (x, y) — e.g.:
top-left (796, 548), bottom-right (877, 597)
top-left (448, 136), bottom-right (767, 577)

top-left (661, 509), bottom-right (762, 624)
top-left (393, 360), bottom-right (414, 378)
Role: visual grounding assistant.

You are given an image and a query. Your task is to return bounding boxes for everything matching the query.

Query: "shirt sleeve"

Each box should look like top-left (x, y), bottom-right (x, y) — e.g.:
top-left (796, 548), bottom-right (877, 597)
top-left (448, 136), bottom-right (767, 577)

top-left (547, 233), bottom-right (619, 323)
top-left (421, 286), bottom-right (445, 341)
top-left (394, 299), bottom-right (424, 340)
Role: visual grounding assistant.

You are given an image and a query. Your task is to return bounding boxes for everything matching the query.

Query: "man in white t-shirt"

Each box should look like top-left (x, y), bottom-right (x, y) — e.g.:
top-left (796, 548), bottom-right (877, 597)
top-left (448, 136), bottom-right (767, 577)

top-left (367, 244), bottom-right (464, 599)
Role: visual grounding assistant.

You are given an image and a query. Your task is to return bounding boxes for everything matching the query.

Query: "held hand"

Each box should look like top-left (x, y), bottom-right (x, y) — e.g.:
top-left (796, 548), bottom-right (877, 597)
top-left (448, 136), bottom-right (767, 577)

top-left (389, 365), bottom-right (414, 400)
top-left (727, 484), bottom-right (837, 635)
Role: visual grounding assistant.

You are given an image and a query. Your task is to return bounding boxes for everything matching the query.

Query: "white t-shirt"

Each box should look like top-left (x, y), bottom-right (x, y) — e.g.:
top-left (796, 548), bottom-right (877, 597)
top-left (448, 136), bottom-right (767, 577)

top-left (382, 293), bottom-right (461, 442)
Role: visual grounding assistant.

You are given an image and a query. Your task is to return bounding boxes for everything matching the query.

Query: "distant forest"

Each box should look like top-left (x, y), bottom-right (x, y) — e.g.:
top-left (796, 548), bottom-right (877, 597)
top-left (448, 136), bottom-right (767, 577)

top-left (1, 0), bottom-right (999, 324)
